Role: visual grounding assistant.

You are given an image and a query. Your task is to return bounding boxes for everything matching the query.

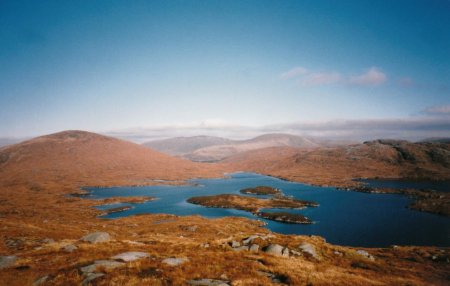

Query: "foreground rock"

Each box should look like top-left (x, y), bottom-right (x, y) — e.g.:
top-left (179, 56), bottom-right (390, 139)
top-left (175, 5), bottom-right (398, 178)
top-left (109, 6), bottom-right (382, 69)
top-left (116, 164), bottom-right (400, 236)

top-left (0, 255), bottom-right (17, 269)
top-left (187, 278), bottom-right (230, 286)
top-left (356, 250), bottom-right (375, 261)
top-left (264, 244), bottom-right (289, 257)
top-left (162, 257), bottom-right (188, 266)
top-left (299, 242), bottom-right (319, 259)
top-left (81, 232), bottom-right (111, 243)
top-left (82, 273), bottom-right (105, 286)
top-left (111, 251), bottom-right (150, 262)
top-left (80, 260), bottom-right (125, 274)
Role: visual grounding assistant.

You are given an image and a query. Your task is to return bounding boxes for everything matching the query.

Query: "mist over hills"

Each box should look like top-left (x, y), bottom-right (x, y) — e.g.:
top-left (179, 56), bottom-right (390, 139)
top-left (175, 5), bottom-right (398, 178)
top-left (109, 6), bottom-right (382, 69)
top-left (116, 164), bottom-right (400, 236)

top-left (143, 133), bottom-right (331, 162)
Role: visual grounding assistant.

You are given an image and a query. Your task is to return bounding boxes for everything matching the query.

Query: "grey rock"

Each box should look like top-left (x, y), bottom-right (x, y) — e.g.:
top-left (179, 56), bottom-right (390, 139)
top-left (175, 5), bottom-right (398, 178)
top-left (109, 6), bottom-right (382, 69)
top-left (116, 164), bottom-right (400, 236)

top-left (232, 246), bottom-right (249, 251)
top-left (62, 244), bottom-right (77, 253)
top-left (264, 244), bottom-right (285, 257)
top-left (187, 278), bottom-right (230, 286)
top-left (42, 238), bottom-right (55, 244)
top-left (242, 235), bottom-right (259, 245)
top-left (81, 232), bottom-right (111, 243)
top-left (80, 260), bottom-right (125, 274)
top-left (82, 273), bottom-right (104, 286)
top-left (111, 251), bottom-right (150, 262)
top-left (299, 242), bottom-right (318, 259)
top-left (230, 240), bottom-right (240, 248)
top-left (0, 255), bottom-right (17, 269)
top-left (282, 247), bottom-right (290, 258)
top-left (356, 250), bottom-right (375, 261)
top-left (333, 250), bottom-right (343, 256)
top-left (290, 250), bottom-right (302, 256)
top-left (162, 257), bottom-right (188, 266)
top-left (249, 244), bottom-right (259, 252)
top-left (33, 275), bottom-right (48, 286)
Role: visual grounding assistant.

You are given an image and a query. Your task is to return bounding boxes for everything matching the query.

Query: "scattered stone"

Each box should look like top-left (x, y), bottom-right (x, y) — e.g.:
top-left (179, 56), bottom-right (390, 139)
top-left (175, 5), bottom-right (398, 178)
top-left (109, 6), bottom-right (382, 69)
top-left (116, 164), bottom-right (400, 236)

top-left (33, 275), bottom-right (49, 286)
top-left (290, 250), bottom-right (301, 256)
top-left (111, 251), bottom-right (150, 262)
top-left (62, 244), bottom-right (77, 253)
top-left (187, 278), bottom-right (230, 286)
top-left (80, 260), bottom-right (125, 274)
top-left (42, 238), bottom-right (55, 244)
top-left (333, 250), bottom-right (343, 256)
top-left (264, 244), bottom-right (285, 257)
top-left (162, 257), bottom-right (188, 266)
top-left (182, 225), bottom-right (198, 232)
top-left (0, 255), bottom-right (17, 269)
top-left (230, 241), bottom-right (240, 248)
top-left (200, 243), bottom-right (210, 248)
top-left (298, 242), bottom-right (319, 259)
top-left (356, 250), bottom-right (375, 261)
top-left (82, 273), bottom-right (105, 286)
top-left (282, 247), bottom-right (290, 257)
top-left (81, 232), bottom-right (111, 243)
top-left (242, 235), bottom-right (259, 245)
top-left (249, 244), bottom-right (259, 252)
top-left (232, 246), bottom-right (249, 251)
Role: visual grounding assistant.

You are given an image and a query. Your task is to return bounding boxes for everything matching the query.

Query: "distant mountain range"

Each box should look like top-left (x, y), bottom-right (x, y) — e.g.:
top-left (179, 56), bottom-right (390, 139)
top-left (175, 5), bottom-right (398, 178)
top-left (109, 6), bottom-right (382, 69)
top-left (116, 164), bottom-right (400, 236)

top-left (143, 133), bottom-right (332, 162)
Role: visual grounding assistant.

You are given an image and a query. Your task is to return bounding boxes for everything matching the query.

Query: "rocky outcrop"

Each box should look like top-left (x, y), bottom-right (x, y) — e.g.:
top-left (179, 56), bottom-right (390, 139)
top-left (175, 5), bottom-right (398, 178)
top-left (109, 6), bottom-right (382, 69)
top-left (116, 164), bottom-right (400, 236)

top-left (162, 257), bottom-right (189, 266)
top-left (0, 255), bottom-right (16, 269)
top-left (264, 244), bottom-right (289, 257)
top-left (187, 278), bottom-right (230, 286)
top-left (111, 251), bottom-right (150, 262)
top-left (80, 260), bottom-right (125, 274)
top-left (298, 242), bottom-right (319, 259)
top-left (81, 232), bottom-right (111, 243)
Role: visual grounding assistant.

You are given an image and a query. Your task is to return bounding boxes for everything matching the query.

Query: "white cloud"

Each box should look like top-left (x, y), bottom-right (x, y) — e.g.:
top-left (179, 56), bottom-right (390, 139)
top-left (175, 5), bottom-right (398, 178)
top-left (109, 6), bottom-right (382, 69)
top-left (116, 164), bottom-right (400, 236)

top-left (424, 104), bottom-right (450, 115)
top-left (280, 66), bottom-right (308, 79)
top-left (300, 72), bottom-right (342, 86)
top-left (349, 67), bottom-right (387, 86)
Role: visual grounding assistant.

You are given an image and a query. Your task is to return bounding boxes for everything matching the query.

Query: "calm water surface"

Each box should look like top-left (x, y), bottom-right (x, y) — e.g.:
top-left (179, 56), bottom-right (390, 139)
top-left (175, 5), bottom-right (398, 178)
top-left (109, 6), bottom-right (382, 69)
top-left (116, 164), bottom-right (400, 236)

top-left (85, 173), bottom-right (450, 247)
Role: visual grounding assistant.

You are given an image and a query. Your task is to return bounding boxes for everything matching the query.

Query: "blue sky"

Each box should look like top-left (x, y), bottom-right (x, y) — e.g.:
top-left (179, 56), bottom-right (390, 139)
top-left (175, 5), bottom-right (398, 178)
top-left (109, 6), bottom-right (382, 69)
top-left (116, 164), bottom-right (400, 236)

top-left (1, 0), bottom-right (449, 139)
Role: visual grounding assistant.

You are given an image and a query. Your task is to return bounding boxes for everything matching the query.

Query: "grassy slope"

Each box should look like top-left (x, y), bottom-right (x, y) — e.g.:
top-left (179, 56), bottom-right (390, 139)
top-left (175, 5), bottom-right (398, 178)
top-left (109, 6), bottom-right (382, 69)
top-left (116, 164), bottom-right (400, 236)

top-left (0, 131), bottom-right (449, 285)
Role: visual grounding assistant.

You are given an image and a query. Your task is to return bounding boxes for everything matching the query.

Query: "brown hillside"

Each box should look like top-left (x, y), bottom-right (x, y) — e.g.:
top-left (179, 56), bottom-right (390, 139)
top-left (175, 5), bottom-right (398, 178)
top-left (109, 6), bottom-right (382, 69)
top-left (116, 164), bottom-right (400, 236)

top-left (222, 140), bottom-right (450, 187)
top-left (0, 130), bottom-right (222, 187)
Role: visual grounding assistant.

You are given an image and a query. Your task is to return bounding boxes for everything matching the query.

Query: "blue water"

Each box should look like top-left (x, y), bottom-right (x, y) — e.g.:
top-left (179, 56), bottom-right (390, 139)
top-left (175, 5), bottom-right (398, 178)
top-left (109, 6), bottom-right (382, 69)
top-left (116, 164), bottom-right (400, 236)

top-left (357, 178), bottom-right (450, 192)
top-left (85, 173), bottom-right (450, 247)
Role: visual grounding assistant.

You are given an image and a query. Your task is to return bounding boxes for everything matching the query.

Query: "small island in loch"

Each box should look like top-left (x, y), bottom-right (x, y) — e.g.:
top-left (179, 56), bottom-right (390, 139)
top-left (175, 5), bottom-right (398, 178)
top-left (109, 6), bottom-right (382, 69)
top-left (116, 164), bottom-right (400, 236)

top-left (187, 194), bottom-right (317, 223)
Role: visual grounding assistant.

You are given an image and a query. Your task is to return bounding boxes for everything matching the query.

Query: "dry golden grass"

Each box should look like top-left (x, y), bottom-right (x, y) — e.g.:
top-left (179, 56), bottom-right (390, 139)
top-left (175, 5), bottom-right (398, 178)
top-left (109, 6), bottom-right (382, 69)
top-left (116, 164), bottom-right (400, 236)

top-left (0, 131), bottom-right (449, 285)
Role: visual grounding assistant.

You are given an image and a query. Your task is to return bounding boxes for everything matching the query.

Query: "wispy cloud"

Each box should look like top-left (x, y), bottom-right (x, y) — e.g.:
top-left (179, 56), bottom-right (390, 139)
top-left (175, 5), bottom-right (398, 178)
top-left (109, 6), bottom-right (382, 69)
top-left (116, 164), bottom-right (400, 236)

top-left (300, 72), bottom-right (342, 86)
top-left (349, 67), bottom-right (387, 86)
top-left (281, 66), bottom-right (387, 87)
top-left (423, 104), bottom-right (450, 115)
top-left (280, 66), bottom-right (308, 79)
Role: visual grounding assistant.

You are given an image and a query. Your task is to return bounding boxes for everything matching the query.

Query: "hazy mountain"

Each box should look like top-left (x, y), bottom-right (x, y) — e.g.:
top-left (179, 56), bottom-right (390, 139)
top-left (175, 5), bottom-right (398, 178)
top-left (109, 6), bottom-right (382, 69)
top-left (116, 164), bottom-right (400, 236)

top-left (143, 135), bottom-right (235, 156)
top-left (144, 133), bottom-right (325, 162)
top-left (0, 137), bottom-right (26, 148)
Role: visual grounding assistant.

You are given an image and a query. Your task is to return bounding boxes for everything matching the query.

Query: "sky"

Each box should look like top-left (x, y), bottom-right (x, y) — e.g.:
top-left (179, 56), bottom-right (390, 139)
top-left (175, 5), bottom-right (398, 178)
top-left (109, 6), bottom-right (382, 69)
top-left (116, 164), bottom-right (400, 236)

top-left (1, 0), bottom-right (449, 141)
